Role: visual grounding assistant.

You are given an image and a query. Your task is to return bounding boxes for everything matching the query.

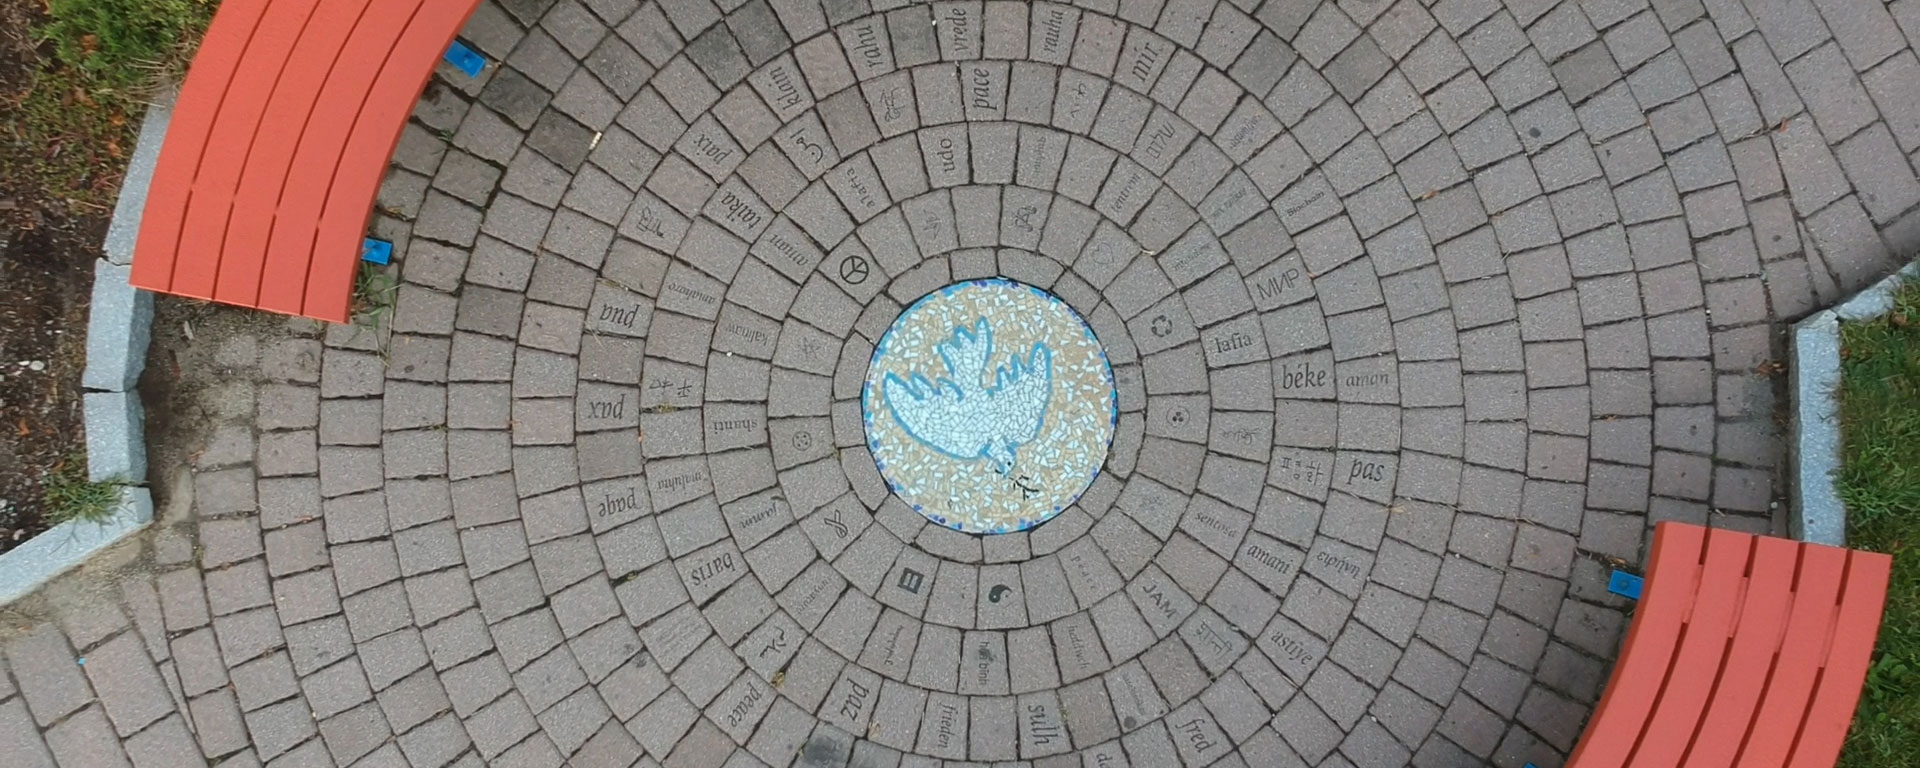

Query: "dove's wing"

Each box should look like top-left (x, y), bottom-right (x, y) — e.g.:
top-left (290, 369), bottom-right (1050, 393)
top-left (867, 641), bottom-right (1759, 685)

top-left (883, 372), bottom-right (982, 460)
top-left (989, 343), bottom-right (1052, 445)
top-left (882, 323), bottom-right (1054, 462)
top-left (937, 318), bottom-right (994, 398)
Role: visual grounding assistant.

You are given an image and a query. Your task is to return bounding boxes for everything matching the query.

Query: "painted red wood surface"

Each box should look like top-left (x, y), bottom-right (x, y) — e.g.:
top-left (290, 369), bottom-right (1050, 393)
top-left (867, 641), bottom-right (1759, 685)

top-left (173, 0), bottom-right (320, 302)
top-left (216, 0), bottom-right (378, 310)
top-left (1565, 522), bottom-right (1891, 768)
top-left (1787, 551), bottom-right (1892, 767)
top-left (258, 0), bottom-right (421, 319)
top-left (1683, 535), bottom-right (1798, 768)
top-left (310, 0), bottom-right (477, 319)
top-left (131, 0), bottom-right (483, 322)
top-left (127, 0), bottom-right (271, 297)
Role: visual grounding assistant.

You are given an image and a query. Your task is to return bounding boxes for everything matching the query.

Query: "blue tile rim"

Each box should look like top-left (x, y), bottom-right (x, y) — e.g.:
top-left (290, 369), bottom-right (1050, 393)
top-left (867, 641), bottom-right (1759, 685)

top-left (860, 277), bottom-right (1120, 536)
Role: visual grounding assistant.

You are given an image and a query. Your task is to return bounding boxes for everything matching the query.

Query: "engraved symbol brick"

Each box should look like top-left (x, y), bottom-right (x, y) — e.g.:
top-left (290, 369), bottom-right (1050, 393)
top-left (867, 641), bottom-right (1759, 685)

top-left (1012, 205), bottom-right (1037, 231)
top-left (897, 567), bottom-right (925, 594)
top-left (839, 255), bottom-right (871, 284)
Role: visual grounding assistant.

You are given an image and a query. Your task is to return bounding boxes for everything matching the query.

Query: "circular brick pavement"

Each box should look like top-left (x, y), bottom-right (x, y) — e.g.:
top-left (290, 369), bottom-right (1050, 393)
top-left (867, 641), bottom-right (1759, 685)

top-left (7, 0), bottom-right (1920, 766)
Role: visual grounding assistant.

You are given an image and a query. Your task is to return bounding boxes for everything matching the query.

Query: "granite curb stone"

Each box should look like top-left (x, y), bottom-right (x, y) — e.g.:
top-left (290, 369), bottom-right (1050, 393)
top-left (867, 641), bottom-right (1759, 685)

top-left (0, 488), bottom-right (154, 604)
top-left (81, 391), bottom-right (147, 484)
top-left (1791, 259), bottom-right (1920, 547)
top-left (0, 88), bottom-right (168, 606)
top-left (102, 87), bottom-right (177, 267)
top-left (80, 259), bottom-right (154, 392)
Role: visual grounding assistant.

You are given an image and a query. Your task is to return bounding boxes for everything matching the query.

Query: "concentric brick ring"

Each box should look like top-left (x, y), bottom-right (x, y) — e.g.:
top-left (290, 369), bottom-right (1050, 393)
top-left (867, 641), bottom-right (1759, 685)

top-left (592, 27), bottom-right (1434, 757)
top-left (155, 0), bottom-right (1864, 765)
top-left (413, 4), bottom-right (1585, 764)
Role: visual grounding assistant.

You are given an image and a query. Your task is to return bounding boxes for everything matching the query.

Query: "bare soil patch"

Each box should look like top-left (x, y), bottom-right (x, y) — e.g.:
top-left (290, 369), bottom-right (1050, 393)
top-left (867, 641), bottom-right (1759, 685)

top-left (0, 0), bottom-right (107, 553)
top-left (0, 219), bottom-right (94, 553)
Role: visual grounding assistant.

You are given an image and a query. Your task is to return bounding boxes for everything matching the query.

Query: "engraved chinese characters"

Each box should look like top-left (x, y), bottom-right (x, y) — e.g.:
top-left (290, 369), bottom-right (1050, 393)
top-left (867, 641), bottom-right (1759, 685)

top-left (863, 279), bottom-right (1118, 533)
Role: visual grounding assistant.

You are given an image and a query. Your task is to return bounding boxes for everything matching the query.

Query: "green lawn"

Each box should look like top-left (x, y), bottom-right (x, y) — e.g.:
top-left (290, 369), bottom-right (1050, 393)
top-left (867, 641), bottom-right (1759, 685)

top-left (1838, 278), bottom-right (1920, 766)
top-left (7, 0), bottom-right (213, 210)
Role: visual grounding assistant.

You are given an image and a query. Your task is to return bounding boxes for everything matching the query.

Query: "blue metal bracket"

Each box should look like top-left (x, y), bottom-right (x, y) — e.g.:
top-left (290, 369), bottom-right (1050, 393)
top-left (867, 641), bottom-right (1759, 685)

top-left (361, 239), bottom-right (392, 265)
top-left (444, 41), bottom-right (485, 77)
top-left (1607, 570), bottom-right (1645, 600)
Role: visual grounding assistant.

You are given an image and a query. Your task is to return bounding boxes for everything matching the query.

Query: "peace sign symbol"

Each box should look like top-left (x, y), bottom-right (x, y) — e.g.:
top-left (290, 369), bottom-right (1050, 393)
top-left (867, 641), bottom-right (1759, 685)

top-left (838, 255), bottom-right (871, 284)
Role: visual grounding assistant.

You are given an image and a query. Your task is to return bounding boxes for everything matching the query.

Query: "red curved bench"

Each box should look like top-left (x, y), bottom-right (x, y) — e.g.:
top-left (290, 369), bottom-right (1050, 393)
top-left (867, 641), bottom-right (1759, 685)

top-left (131, 0), bottom-right (482, 322)
top-left (1568, 521), bottom-right (1890, 767)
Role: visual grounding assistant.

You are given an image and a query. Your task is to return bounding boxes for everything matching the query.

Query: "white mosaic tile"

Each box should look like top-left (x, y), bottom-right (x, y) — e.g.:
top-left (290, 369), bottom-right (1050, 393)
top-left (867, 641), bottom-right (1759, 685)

top-left (863, 279), bottom-right (1118, 534)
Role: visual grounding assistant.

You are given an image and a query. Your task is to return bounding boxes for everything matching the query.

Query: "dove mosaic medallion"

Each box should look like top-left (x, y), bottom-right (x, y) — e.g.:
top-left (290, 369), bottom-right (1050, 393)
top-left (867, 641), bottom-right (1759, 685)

top-left (863, 278), bottom-right (1119, 534)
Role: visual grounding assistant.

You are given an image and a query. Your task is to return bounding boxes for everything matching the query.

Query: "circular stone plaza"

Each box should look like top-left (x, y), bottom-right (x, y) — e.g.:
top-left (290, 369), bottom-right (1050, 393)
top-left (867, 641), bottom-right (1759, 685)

top-left (6, 0), bottom-right (1920, 766)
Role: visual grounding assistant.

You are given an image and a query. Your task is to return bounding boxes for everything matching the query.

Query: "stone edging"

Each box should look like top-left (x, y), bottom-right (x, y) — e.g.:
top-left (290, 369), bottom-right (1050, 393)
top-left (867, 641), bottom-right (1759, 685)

top-left (1790, 260), bottom-right (1920, 548)
top-left (0, 88), bottom-right (175, 604)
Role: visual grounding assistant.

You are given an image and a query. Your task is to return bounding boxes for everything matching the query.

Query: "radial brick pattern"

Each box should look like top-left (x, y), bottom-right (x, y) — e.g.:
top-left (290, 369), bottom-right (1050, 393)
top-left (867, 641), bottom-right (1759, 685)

top-left (6, 0), bottom-right (1920, 766)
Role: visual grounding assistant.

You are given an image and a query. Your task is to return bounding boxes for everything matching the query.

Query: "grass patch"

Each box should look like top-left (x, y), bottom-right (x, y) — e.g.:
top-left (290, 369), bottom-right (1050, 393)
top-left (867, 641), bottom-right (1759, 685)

top-left (350, 260), bottom-right (398, 321)
top-left (342, 260), bottom-right (397, 353)
top-left (1838, 279), bottom-right (1920, 766)
top-left (12, 65), bottom-right (139, 206)
top-left (4, 0), bottom-right (214, 210)
top-left (41, 0), bottom-right (211, 86)
top-left (39, 456), bottom-right (124, 526)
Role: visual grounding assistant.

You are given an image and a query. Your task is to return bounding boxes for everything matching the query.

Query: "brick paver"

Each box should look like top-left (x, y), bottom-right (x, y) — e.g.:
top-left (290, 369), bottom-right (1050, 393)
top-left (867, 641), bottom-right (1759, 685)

top-left (6, 0), bottom-right (1920, 765)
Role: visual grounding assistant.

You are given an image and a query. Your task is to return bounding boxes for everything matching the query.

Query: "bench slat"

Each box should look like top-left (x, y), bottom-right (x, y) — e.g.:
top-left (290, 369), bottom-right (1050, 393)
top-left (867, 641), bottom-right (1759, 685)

top-left (214, 0), bottom-right (380, 308)
top-left (1630, 528), bottom-right (1751, 765)
top-left (1683, 535), bottom-right (1801, 768)
top-left (1568, 524), bottom-right (1890, 768)
top-left (129, 0), bottom-right (271, 295)
top-left (1565, 523), bottom-right (1706, 768)
top-left (131, 0), bottom-right (483, 321)
top-left (171, 0), bottom-right (327, 301)
top-left (307, 0), bottom-right (482, 320)
top-left (1731, 544), bottom-right (1848, 767)
top-left (1785, 550), bottom-right (1893, 767)
top-left (255, 0), bottom-right (429, 318)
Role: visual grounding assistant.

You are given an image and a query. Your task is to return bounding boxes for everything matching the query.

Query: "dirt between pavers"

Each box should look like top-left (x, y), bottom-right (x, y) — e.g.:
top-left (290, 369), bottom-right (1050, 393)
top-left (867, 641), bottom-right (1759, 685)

top-left (0, 297), bottom-right (312, 637)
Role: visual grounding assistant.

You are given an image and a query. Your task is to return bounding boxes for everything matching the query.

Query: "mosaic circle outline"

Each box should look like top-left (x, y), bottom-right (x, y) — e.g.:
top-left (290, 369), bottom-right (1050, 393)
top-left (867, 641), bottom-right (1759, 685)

top-left (861, 277), bottom-right (1120, 534)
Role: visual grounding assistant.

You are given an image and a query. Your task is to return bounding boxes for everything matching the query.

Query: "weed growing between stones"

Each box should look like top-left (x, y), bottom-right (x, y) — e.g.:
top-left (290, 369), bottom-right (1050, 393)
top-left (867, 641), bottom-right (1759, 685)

top-left (347, 261), bottom-right (397, 355)
top-left (39, 454), bottom-right (122, 526)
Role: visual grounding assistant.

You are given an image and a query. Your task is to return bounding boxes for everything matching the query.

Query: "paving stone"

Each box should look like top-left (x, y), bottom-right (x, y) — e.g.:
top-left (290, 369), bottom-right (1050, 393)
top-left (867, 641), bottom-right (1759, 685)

top-left (41, 705), bottom-right (132, 767)
top-left (6, 624), bottom-right (92, 725)
top-left (43, 5), bottom-right (1920, 761)
top-left (79, 632), bottom-right (173, 736)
